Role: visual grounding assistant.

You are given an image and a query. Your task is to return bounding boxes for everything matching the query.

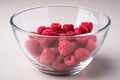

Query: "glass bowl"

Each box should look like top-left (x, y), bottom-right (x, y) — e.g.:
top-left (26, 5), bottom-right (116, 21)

top-left (10, 5), bottom-right (111, 75)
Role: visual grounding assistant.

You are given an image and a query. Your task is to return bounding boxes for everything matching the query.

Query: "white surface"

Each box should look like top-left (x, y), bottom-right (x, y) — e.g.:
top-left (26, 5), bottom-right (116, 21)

top-left (0, 0), bottom-right (120, 80)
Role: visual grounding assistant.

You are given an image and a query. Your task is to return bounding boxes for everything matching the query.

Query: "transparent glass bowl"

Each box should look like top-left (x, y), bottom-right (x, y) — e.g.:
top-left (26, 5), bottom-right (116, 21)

top-left (10, 5), bottom-right (111, 75)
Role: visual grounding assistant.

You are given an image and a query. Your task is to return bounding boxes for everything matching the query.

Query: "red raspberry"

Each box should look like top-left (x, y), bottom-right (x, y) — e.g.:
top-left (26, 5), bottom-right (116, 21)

top-left (85, 39), bottom-right (96, 52)
top-left (64, 55), bottom-right (77, 67)
top-left (42, 28), bottom-right (58, 36)
top-left (58, 36), bottom-right (74, 42)
top-left (76, 36), bottom-right (88, 47)
top-left (74, 48), bottom-right (90, 61)
top-left (38, 48), bottom-right (56, 65)
top-left (66, 31), bottom-right (75, 36)
top-left (37, 26), bottom-right (46, 34)
top-left (81, 22), bottom-right (93, 32)
top-left (59, 36), bottom-right (75, 42)
top-left (58, 31), bottom-right (75, 42)
top-left (39, 37), bottom-right (58, 48)
top-left (58, 40), bottom-right (77, 56)
top-left (59, 31), bottom-right (75, 36)
top-left (75, 28), bottom-right (81, 35)
top-left (51, 55), bottom-right (66, 71)
top-left (63, 24), bottom-right (74, 32)
top-left (87, 22), bottom-right (93, 32)
top-left (39, 39), bottom-right (51, 48)
top-left (58, 33), bottom-right (67, 36)
top-left (25, 39), bottom-right (40, 58)
top-left (51, 23), bottom-right (62, 31)
top-left (79, 25), bottom-right (89, 34)
top-left (76, 35), bottom-right (97, 47)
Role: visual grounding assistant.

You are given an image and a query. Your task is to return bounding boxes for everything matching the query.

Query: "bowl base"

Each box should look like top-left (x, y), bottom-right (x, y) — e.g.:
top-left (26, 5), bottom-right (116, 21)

top-left (33, 62), bottom-right (88, 75)
top-left (35, 63), bottom-right (82, 76)
top-left (31, 55), bottom-right (94, 76)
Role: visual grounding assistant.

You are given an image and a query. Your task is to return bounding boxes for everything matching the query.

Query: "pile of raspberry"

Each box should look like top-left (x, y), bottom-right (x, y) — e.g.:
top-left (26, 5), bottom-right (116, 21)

top-left (25, 22), bottom-right (97, 71)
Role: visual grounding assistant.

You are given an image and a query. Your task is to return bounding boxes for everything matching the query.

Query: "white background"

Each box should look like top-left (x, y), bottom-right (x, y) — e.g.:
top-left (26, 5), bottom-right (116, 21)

top-left (0, 0), bottom-right (120, 80)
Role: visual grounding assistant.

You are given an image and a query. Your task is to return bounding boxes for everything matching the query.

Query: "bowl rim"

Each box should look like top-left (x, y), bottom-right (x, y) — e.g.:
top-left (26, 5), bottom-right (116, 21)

top-left (10, 5), bottom-right (111, 37)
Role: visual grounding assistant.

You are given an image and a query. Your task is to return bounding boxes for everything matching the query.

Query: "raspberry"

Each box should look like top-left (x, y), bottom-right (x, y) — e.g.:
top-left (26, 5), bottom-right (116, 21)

top-left (39, 37), bottom-right (58, 48)
top-left (81, 22), bottom-right (93, 32)
top-left (38, 48), bottom-right (56, 65)
top-left (66, 31), bottom-right (75, 36)
top-left (76, 35), bottom-right (96, 47)
top-left (58, 40), bottom-right (77, 56)
top-left (64, 55), bottom-right (77, 67)
top-left (39, 39), bottom-right (51, 48)
top-left (75, 28), bottom-right (81, 35)
top-left (51, 23), bottom-right (62, 31)
top-left (74, 48), bottom-right (90, 61)
top-left (58, 33), bottom-right (67, 36)
top-left (85, 39), bottom-right (96, 52)
top-left (59, 31), bottom-right (75, 36)
top-left (58, 36), bottom-right (73, 42)
top-left (87, 22), bottom-right (93, 32)
top-left (79, 25), bottom-right (89, 34)
top-left (51, 55), bottom-right (66, 71)
top-left (42, 28), bottom-right (58, 36)
top-left (25, 39), bottom-right (40, 57)
top-left (59, 36), bottom-right (75, 43)
top-left (76, 36), bottom-right (88, 47)
top-left (63, 24), bottom-right (74, 32)
top-left (37, 26), bottom-right (46, 34)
